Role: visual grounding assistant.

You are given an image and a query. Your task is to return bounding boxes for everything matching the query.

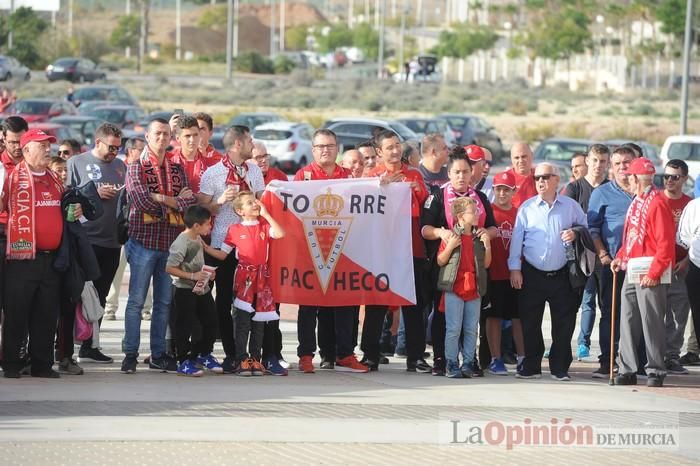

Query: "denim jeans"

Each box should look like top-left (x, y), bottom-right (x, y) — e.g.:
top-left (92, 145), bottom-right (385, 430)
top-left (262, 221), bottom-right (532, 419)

top-left (122, 239), bottom-right (173, 359)
top-left (444, 292), bottom-right (481, 365)
top-left (577, 273), bottom-right (598, 347)
top-left (395, 312), bottom-right (406, 354)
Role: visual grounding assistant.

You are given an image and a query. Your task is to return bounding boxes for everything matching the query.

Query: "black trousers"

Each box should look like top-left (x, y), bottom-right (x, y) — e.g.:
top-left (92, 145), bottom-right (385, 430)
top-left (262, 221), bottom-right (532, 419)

top-left (361, 258), bottom-right (427, 363)
top-left (173, 287), bottom-right (218, 363)
top-left (1, 253), bottom-right (60, 373)
top-left (209, 251), bottom-right (238, 359)
top-left (233, 307), bottom-right (264, 362)
top-left (81, 245), bottom-right (121, 350)
top-left (55, 283), bottom-right (76, 359)
top-left (518, 262), bottom-right (578, 375)
top-left (297, 305), bottom-right (357, 359)
top-left (262, 303), bottom-right (283, 360)
top-left (686, 262), bottom-right (700, 359)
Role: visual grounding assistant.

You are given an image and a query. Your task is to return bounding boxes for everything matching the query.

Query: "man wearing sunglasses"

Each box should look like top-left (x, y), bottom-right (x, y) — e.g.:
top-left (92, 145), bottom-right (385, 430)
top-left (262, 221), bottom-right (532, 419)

top-left (66, 123), bottom-right (126, 366)
top-left (661, 159), bottom-right (692, 376)
top-left (508, 163), bottom-right (587, 381)
top-left (57, 139), bottom-right (81, 160)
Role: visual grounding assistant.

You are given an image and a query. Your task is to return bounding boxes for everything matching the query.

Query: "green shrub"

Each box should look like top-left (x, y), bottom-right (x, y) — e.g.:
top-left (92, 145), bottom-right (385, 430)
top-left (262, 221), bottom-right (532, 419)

top-left (236, 52), bottom-right (274, 74)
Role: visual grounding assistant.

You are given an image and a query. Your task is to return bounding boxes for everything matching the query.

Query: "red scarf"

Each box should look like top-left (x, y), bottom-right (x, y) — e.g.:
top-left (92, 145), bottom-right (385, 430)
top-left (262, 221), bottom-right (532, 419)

top-left (442, 183), bottom-right (486, 229)
top-left (6, 161), bottom-right (63, 260)
top-left (170, 149), bottom-right (208, 186)
top-left (233, 263), bottom-right (278, 321)
top-left (140, 147), bottom-right (184, 226)
top-left (622, 186), bottom-right (659, 263)
top-left (222, 156), bottom-right (251, 192)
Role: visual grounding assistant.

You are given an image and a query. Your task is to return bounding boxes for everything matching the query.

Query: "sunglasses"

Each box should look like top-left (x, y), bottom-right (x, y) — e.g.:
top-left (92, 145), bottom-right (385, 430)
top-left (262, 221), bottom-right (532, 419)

top-left (663, 174), bottom-right (683, 181)
top-left (99, 139), bottom-right (121, 153)
top-left (533, 174), bottom-right (556, 181)
top-left (58, 150), bottom-right (72, 156)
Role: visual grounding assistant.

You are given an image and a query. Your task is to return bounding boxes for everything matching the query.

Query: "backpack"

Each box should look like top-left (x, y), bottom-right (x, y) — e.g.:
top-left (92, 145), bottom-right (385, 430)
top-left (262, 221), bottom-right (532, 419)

top-left (116, 188), bottom-right (129, 245)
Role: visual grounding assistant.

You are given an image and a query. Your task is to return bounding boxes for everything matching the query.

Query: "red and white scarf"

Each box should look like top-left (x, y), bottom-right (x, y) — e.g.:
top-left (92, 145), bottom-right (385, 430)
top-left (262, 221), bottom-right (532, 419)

top-left (623, 186), bottom-right (659, 259)
top-left (6, 161), bottom-right (63, 260)
top-left (222, 156), bottom-right (251, 192)
top-left (140, 147), bottom-right (184, 226)
top-left (442, 183), bottom-right (486, 229)
top-left (233, 263), bottom-right (278, 321)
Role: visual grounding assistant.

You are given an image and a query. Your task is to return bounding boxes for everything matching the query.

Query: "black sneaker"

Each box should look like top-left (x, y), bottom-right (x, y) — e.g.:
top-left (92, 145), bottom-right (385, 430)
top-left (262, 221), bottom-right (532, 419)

top-left (3, 368), bottom-right (20, 379)
top-left (471, 360), bottom-right (484, 378)
top-left (665, 359), bottom-right (689, 375)
top-left (149, 356), bottom-right (178, 373)
top-left (121, 355), bottom-right (138, 374)
top-left (502, 353), bottom-right (517, 365)
top-left (679, 351), bottom-right (700, 366)
top-left (31, 368), bottom-right (60, 378)
top-left (78, 348), bottom-right (114, 364)
top-left (379, 356), bottom-right (390, 365)
top-left (320, 358), bottom-right (335, 370)
top-left (221, 357), bottom-right (236, 374)
top-left (432, 357), bottom-right (445, 376)
top-left (407, 358), bottom-right (432, 373)
top-left (592, 366), bottom-right (610, 379)
top-left (647, 373), bottom-right (665, 387)
top-left (614, 373), bottom-right (637, 385)
top-left (359, 357), bottom-right (379, 372)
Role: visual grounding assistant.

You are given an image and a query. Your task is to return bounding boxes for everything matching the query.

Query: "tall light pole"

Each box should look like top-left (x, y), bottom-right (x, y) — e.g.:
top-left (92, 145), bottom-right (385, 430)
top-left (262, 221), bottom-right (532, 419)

top-left (233, 0), bottom-right (239, 58)
top-left (398, 1), bottom-right (407, 74)
top-left (126, 0), bottom-right (131, 58)
top-left (348, 0), bottom-right (354, 28)
top-left (680, 0), bottom-right (694, 135)
top-left (269, 0), bottom-right (276, 57)
top-left (176, 0), bottom-right (182, 60)
top-left (226, 0), bottom-right (233, 79)
top-left (8, 0), bottom-right (15, 50)
top-left (280, 0), bottom-right (286, 52)
top-left (377, 0), bottom-right (385, 79)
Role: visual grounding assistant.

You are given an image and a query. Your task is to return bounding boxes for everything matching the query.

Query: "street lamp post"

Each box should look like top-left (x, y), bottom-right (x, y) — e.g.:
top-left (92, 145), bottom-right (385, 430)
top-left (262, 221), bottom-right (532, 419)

top-left (680, 0), bottom-right (694, 135)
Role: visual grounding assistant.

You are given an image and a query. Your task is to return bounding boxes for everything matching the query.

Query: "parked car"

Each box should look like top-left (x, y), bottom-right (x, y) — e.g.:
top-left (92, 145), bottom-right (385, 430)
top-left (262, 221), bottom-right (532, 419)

top-left (253, 122), bottom-right (314, 173)
top-left (0, 55), bottom-right (30, 81)
top-left (322, 117), bottom-right (420, 152)
top-left (396, 117), bottom-right (457, 146)
top-left (72, 85), bottom-right (138, 106)
top-left (46, 57), bottom-right (106, 83)
top-left (85, 105), bottom-right (146, 129)
top-left (660, 135), bottom-right (700, 181)
top-left (50, 115), bottom-right (104, 146)
top-left (76, 100), bottom-right (114, 115)
top-left (228, 112), bottom-right (284, 130)
top-left (605, 139), bottom-right (661, 167)
top-left (533, 138), bottom-right (594, 162)
top-left (436, 114), bottom-right (505, 159)
top-left (28, 122), bottom-right (88, 153)
top-left (2, 98), bottom-right (77, 123)
top-left (133, 111), bottom-right (175, 134)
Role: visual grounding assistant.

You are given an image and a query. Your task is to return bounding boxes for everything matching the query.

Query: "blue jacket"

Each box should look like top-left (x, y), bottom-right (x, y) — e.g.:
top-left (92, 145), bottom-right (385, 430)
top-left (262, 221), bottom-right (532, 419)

top-left (587, 180), bottom-right (634, 257)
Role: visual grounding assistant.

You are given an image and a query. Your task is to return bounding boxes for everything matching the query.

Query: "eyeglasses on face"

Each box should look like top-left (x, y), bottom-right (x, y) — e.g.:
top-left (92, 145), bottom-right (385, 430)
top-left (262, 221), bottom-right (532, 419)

top-left (533, 174), bottom-right (556, 181)
top-left (663, 174), bottom-right (683, 181)
top-left (99, 139), bottom-right (121, 153)
top-left (313, 144), bottom-right (336, 151)
top-left (58, 150), bottom-right (72, 156)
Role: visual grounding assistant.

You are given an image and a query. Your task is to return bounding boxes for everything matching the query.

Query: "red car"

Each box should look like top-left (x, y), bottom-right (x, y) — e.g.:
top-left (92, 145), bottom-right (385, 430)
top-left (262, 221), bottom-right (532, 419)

top-left (2, 98), bottom-right (77, 123)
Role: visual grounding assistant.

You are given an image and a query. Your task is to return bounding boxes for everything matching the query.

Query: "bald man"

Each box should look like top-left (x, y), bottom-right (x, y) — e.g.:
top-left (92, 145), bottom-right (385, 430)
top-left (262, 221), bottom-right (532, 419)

top-left (505, 143), bottom-right (537, 208)
top-left (341, 149), bottom-right (365, 178)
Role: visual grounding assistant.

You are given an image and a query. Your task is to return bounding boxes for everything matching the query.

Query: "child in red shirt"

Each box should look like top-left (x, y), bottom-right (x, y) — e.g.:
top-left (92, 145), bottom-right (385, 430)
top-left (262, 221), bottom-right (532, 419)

top-left (204, 192), bottom-right (286, 376)
top-left (437, 197), bottom-right (491, 378)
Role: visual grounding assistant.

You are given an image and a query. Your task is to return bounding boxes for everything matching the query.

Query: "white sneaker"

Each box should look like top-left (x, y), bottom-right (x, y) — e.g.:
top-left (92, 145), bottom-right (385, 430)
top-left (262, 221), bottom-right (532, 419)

top-left (103, 311), bottom-right (116, 321)
top-left (142, 311), bottom-right (151, 321)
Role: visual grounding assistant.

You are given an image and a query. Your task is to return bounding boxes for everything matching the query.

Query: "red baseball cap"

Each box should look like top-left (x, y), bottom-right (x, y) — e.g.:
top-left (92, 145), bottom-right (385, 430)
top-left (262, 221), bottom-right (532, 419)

top-left (20, 128), bottom-right (57, 148)
top-left (623, 157), bottom-right (655, 176)
top-left (464, 144), bottom-right (485, 162)
top-left (492, 171), bottom-right (516, 189)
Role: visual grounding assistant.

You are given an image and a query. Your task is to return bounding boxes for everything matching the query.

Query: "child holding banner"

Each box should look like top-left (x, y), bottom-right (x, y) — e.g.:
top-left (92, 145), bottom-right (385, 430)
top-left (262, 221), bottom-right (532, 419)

top-left (437, 197), bottom-right (491, 379)
top-left (203, 192), bottom-right (286, 376)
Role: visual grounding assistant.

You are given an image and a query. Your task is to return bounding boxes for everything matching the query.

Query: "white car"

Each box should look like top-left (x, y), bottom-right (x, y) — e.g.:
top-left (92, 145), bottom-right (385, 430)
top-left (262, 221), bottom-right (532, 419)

top-left (660, 135), bottom-right (700, 181)
top-left (253, 122), bottom-right (314, 173)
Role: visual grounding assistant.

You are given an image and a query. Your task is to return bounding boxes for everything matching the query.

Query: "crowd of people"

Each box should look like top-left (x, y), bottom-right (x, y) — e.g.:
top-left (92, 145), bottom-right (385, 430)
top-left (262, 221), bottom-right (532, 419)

top-left (0, 111), bottom-right (698, 388)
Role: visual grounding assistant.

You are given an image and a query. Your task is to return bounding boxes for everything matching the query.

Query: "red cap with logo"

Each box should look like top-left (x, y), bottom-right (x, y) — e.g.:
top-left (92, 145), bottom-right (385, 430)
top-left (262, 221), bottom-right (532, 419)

top-left (464, 144), bottom-right (485, 162)
top-left (623, 157), bottom-right (655, 176)
top-left (492, 171), bottom-right (516, 189)
top-left (20, 128), bottom-right (57, 148)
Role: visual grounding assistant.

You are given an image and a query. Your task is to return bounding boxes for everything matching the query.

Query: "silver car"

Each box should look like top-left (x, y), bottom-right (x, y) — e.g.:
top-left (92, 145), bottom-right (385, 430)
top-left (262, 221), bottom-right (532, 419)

top-left (0, 55), bottom-right (30, 81)
top-left (253, 122), bottom-right (315, 174)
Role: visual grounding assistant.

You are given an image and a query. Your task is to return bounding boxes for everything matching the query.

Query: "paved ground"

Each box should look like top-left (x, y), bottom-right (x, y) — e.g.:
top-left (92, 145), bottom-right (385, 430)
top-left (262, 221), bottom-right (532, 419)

top-left (1, 299), bottom-right (700, 464)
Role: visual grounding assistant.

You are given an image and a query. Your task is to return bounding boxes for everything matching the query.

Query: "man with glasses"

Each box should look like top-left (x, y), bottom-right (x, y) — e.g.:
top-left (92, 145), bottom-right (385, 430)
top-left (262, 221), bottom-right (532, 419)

top-left (57, 139), bottom-right (81, 160)
top-left (587, 146), bottom-right (636, 379)
top-left (66, 123), bottom-right (126, 365)
top-left (293, 129), bottom-right (368, 374)
top-left (509, 163), bottom-right (587, 381)
top-left (661, 159), bottom-right (692, 375)
top-left (251, 141), bottom-right (287, 185)
top-left (475, 148), bottom-right (493, 197)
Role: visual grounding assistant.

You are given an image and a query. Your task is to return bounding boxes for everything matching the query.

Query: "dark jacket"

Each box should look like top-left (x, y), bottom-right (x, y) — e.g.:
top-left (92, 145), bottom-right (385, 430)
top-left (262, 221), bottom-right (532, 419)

top-left (569, 225), bottom-right (596, 291)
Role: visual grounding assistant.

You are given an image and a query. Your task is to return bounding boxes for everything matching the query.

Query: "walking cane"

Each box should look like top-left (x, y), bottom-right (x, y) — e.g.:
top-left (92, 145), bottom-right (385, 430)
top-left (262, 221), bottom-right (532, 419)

top-left (609, 270), bottom-right (618, 386)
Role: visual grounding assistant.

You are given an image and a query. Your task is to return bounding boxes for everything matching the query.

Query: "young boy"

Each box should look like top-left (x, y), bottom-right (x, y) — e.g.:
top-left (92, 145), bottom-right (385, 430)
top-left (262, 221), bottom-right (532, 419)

top-left (203, 192), bottom-right (286, 376)
top-left (165, 205), bottom-right (222, 377)
top-left (49, 156), bottom-right (68, 185)
top-left (485, 171), bottom-right (525, 375)
top-left (437, 197), bottom-right (491, 379)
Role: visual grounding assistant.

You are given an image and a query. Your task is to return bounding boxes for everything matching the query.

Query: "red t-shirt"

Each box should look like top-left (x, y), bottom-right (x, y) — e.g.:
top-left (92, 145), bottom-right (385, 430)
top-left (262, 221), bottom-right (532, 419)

top-left (34, 172), bottom-right (64, 251)
top-left (507, 168), bottom-right (536, 208)
top-left (367, 163), bottom-right (429, 258)
top-left (169, 149), bottom-right (221, 194)
top-left (665, 193), bottom-right (692, 261)
top-left (264, 167), bottom-right (288, 185)
top-left (293, 162), bottom-right (350, 181)
top-left (438, 234), bottom-right (479, 310)
top-left (221, 221), bottom-right (271, 266)
top-left (490, 204), bottom-right (517, 281)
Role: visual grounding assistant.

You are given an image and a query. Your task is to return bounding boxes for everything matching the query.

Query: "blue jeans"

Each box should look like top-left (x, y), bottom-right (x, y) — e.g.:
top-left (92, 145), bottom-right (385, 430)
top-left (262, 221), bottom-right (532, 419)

top-left (123, 239), bottom-right (173, 359)
top-left (395, 312), bottom-right (406, 354)
top-left (444, 292), bottom-right (481, 365)
top-left (577, 273), bottom-right (598, 347)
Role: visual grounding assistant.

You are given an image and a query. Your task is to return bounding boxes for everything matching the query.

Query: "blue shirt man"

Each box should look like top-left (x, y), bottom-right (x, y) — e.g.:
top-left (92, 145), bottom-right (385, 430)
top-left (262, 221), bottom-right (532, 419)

top-left (587, 180), bottom-right (635, 258)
